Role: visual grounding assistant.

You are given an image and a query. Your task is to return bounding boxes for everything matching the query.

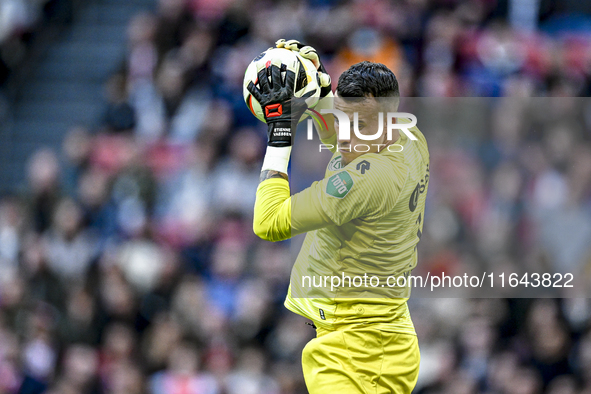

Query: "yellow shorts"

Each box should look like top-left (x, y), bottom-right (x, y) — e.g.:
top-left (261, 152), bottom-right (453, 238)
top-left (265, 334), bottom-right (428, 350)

top-left (302, 326), bottom-right (420, 394)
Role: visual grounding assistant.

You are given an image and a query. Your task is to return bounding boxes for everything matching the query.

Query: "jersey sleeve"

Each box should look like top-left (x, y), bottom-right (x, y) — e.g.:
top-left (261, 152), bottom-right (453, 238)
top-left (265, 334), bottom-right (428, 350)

top-left (253, 155), bottom-right (408, 241)
top-left (292, 155), bottom-right (408, 235)
top-left (320, 134), bottom-right (338, 153)
top-left (253, 178), bottom-right (292, 242)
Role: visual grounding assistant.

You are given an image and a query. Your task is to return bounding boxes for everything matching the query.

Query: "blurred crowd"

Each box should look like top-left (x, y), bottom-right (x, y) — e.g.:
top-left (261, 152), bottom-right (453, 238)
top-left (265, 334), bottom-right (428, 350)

top-left (0, 0), bottom-right (74, 86)
top-left (3, 0), bottom-right (591, 392)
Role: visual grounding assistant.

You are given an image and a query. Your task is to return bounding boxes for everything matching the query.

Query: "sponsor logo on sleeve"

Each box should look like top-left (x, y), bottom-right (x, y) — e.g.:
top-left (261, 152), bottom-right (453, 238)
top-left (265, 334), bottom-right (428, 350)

top-left (326, 171), bottom-right (354, 198)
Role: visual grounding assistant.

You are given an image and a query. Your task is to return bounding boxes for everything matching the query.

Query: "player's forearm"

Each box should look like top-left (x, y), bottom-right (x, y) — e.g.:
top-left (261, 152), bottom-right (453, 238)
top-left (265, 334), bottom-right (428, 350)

top-left (253, 178), bottom-right (292, 241)
top-left (319, 130), bottom-right (335, 143)
top-left (253, 146), bottom-right (293, 241)
top-left (314, 97), bottom-right (336, 141)
top-left (260, 170), bottom-right (288, 182)
top-left (320, 133), bottom-right (338, 154)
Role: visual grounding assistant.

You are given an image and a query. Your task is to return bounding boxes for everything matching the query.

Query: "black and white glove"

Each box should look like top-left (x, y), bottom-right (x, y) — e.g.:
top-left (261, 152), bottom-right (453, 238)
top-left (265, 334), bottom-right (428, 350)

top-left (276, 39), bottom-right (332, 98)
top-left (247, 59), bottom-right (313, 147)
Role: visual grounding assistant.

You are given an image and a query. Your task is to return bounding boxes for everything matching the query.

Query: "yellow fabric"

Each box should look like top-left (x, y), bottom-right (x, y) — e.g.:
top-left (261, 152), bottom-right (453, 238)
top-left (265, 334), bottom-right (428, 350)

top-left (253, 125), bottom-right (430, 335)
top-left (320, 133), bottom-right (338, 153)
top-left (286, 126), bottom-right (429, 334)
top-left (302, 326), bottom-right (420, 394)
top-left (253, 178), bottom-right (291, 242)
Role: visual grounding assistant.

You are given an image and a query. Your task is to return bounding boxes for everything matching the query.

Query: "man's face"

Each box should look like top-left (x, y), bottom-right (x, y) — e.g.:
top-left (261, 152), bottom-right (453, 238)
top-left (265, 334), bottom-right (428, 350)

top-left (334, 93), bottom-right (387, 166)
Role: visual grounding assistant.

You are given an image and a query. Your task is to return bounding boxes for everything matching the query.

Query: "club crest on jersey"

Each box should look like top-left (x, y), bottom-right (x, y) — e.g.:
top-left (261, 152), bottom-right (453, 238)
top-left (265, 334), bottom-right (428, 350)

top-left (328, 155), bottom-right (343, 171)
top-left (326, 171), bottom-right (353, 198)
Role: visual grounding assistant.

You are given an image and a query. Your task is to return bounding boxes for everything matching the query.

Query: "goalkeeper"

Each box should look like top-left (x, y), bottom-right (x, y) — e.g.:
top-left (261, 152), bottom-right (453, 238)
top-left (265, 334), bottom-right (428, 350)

top-left (248, 39), bottom-right (429, 394)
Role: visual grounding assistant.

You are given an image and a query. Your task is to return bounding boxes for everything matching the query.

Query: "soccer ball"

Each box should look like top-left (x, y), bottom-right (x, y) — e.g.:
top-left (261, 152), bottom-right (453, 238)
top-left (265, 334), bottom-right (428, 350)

top-left (243, 47), bottom-right (321, 123)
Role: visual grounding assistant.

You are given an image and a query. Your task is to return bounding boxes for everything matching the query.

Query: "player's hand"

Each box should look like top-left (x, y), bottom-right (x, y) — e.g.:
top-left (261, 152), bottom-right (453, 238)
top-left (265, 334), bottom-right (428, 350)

top-left (247, 60), bottom-right (313, 147)
top-left (276, 39), bottom-right (332, 98)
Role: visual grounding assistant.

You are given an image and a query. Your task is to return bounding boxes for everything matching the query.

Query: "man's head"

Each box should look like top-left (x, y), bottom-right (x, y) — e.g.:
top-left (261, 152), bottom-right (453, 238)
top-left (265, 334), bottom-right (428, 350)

top-left (337, 61), bottom-right (399, 99)
top-left (334, 62), bottom-right (400, 166)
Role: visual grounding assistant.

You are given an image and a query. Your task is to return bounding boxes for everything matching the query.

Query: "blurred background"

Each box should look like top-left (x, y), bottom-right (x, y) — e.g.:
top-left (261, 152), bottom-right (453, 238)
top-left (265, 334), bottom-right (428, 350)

top-left (2, 0), bottom-right (591, 393)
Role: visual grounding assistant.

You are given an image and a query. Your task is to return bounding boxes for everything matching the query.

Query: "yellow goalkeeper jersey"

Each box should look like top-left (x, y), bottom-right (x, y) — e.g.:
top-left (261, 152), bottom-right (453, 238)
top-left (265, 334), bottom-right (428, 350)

top-left (254, 126), bottom-right (429, 335)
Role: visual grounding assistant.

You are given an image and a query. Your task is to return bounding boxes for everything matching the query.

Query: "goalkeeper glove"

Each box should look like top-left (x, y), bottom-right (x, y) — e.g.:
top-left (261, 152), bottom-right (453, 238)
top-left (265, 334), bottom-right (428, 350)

top-left (246, 59), bottom-right (313, 148)
top-left (276, 39), bottom-right (332, 98)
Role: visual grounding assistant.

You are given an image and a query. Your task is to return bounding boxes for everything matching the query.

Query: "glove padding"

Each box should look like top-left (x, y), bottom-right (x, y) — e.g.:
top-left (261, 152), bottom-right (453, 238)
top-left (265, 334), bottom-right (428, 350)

top-left (276, 39), bottom-right (332, 98)
top-left (247, 59), bottom-right (313, 147)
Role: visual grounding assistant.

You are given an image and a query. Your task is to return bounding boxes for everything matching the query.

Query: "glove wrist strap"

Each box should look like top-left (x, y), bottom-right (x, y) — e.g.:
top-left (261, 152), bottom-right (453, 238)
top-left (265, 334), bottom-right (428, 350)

top-left (267, 121), bottom-right (292, 147)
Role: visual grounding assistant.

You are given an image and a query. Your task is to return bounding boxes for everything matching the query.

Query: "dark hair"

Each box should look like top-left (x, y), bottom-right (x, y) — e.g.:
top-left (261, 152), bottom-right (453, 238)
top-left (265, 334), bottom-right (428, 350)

top-left (336, 61), bottom-right (399, 98)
